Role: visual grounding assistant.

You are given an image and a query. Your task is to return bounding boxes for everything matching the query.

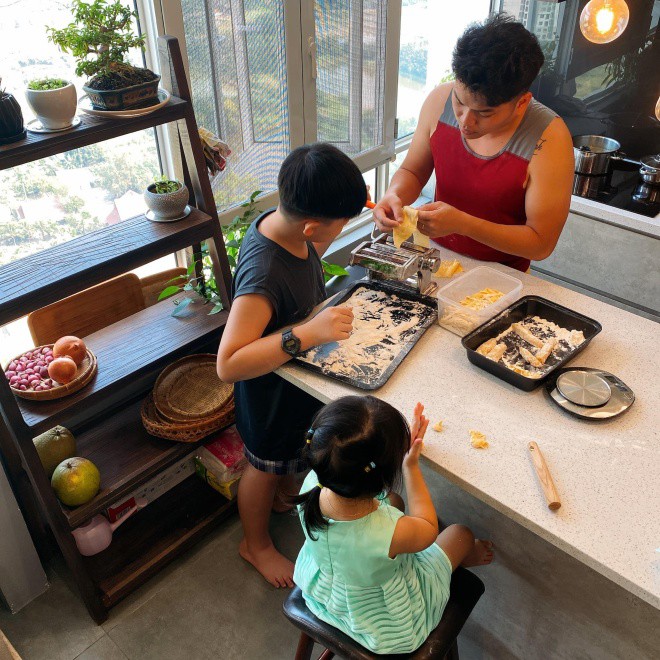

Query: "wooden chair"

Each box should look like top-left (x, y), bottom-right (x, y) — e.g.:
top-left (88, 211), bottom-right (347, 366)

top-left (139, 266), bottom-right (187, 307)
top-left (27, 273), bottom-right (146, 345)
top-left (282, 567), bottom-right (485, 660)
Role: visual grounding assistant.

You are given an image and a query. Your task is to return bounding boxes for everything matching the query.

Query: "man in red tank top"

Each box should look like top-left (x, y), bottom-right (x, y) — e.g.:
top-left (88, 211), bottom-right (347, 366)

top-left (374, 15), bottom-right (574, 272)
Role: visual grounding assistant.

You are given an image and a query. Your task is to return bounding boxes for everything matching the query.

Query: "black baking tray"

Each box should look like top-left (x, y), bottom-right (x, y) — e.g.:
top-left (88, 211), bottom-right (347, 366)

top-left (461, 295), bottom-right (602, 391)
top-left (295, 280), bottom-right (438, 390)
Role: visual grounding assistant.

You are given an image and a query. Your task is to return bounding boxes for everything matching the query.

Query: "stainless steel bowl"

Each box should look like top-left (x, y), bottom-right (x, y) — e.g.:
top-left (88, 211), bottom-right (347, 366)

top-left (573, 135), bottom-right (621, 175)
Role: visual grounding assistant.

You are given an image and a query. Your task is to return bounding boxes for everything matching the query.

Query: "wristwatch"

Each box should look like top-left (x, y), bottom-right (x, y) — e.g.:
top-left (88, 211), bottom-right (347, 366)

top-left (281, 329), bottom-right (302, 357)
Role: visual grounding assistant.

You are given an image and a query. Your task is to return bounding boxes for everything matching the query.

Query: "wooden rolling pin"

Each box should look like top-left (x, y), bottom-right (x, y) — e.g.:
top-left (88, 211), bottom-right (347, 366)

top-left (528, 441), bottom-right (561, 510)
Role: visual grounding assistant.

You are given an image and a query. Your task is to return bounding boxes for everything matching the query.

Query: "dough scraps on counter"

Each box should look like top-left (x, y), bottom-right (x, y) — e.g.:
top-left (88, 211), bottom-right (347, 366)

top-left (434, 260), bottom-right (464, 278)
top-left (476, 316), bottom-right (585, 378)
top-left (460, 288), bottom-right (505, 310)
top-left (469, 430), bottom-right (489, 449)
top-left (432, 421), bottom-right (444, 432)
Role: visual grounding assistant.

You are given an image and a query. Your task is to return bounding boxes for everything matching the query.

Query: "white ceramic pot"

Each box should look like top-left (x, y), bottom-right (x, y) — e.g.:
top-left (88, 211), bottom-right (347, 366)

top-left (25, 82), bottom-right (77, 129)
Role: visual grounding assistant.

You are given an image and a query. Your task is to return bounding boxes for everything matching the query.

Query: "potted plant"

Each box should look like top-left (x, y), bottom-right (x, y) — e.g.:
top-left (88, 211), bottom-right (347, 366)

top-left (47, 0), bottom-right (160, 111)
top-left (144, 175), bottom-right (189, 222)
top-left (159, 190), bottom-right (350, 317)
top-left (0, 77), bottom-right (26, 144)
top-left (25, 78), bottom-right (77, 129)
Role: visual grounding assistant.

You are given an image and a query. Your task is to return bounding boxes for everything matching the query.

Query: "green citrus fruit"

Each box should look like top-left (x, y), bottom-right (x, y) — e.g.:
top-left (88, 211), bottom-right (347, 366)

top-left (51, 457), bottom-right (100, 507)
top-left (33, 426), bottom-right (77, 477)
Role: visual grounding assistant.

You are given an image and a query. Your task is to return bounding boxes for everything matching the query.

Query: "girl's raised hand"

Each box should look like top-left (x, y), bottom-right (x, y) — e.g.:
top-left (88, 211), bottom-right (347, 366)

top-left (405, 402), bottom-right (429, 467)
top-left (410, 402), bottom-right (427, 445)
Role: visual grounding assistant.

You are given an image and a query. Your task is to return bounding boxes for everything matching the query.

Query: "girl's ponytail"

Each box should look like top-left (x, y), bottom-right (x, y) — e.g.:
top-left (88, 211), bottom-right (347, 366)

top-left (290, 485), bottom-right (326, 540)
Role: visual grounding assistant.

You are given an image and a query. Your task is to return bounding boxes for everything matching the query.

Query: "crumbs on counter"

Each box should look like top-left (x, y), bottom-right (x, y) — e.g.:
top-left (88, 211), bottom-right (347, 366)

top-left (432, 421), bottom-right (444, 432)
top-left (469, 430), bottom-right (489, 449)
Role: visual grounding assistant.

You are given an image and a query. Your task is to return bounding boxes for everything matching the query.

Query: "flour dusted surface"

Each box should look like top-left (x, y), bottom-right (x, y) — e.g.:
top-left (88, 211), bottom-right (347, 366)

top-left (298, 286), bottom-right (435, 387)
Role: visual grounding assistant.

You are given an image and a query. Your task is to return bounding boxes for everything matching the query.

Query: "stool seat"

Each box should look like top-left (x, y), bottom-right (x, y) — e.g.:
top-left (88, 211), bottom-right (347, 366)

top-left (283, 567), bottom-right (485, 659)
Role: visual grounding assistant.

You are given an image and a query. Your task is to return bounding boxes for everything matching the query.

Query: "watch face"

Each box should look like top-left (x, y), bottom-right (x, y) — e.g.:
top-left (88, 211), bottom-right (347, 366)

top-left (284, 337), bottom-right (297, 352)
top-left (282, 331), bottom-right (301, 355)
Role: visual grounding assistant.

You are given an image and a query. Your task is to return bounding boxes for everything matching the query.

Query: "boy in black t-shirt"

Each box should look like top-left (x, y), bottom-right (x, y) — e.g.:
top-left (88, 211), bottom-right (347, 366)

top-left (217, 143), bottom-right (367, 588)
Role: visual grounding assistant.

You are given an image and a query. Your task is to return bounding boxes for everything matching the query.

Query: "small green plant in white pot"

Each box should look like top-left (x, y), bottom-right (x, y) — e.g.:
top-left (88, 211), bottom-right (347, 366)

top-left (25, 78), bottom-right (77, 129)
top-left (144, 175), bottom-right (189, 222)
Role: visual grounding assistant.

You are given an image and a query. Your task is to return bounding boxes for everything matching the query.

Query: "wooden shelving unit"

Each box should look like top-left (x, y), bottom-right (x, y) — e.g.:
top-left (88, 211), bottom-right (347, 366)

top-left (0, 37), bottom-right (237, 623)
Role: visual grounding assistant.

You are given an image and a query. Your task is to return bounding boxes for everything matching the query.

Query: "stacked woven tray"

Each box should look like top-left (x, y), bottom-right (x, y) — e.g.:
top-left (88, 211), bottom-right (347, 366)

top-left (141, 354), bottom-right (234, 442)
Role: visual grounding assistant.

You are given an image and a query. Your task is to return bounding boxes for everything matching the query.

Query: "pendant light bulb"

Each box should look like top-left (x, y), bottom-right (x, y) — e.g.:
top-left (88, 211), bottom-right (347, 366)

top-left (580, 0), bottom-right (629, 44)
top-left (655, 96), bottom-right (660, 122)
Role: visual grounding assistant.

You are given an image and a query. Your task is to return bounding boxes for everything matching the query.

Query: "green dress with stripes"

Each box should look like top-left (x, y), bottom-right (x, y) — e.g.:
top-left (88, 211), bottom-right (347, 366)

top-left (293, 471), bottom-right (453, 654)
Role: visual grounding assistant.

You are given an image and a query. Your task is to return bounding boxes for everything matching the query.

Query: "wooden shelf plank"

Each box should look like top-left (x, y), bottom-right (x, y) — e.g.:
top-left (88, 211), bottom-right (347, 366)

top-left (0, 97), bottom-right (188, 171)
top-left (82, 475), bottom-right (236, 608)
top-left (0, 208), bottom-right (214, 325)
top-left (60, 398), bottom-right (234, 528)
top-left (15, 293), bottom-right (228, 434)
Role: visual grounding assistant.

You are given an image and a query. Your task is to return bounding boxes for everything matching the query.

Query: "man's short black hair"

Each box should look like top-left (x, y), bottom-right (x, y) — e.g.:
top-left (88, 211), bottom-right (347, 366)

top-left (452, 14), bottom-right (544, 107)
top-left (278, 143), bottom-right (367, 222)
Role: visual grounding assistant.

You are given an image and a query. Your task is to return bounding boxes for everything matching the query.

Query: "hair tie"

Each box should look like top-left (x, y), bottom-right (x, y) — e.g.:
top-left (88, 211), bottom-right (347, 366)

top-left (364, 461), bottom-right (376, 473)
top-left (305, 428), bottom-right (315, 444)
top-left (317, 483), bottom-right (323, 489)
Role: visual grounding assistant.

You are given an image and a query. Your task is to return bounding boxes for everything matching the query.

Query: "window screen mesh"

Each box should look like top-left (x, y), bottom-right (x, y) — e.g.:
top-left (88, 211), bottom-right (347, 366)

top-left (314, 0), bottom-right (386, 157)
top-left (181, 0), bottom-right (290, 211)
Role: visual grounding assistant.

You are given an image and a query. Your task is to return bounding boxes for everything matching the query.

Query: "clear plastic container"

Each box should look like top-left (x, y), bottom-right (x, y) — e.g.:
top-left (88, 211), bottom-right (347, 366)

top-left (436, 266), bottom-right (523, 336)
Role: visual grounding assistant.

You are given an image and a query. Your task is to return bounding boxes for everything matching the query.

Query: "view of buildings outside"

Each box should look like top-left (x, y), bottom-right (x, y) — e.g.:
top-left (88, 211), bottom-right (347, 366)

top-left (0, 0), bottom-right (161, 268)
top-left (396, 0), bottom-right (491, 138)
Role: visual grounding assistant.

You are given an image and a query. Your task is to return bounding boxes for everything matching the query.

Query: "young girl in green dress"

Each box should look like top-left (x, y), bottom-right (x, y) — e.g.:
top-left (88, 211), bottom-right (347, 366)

top-left (292, 395), bottom-right (493, 655)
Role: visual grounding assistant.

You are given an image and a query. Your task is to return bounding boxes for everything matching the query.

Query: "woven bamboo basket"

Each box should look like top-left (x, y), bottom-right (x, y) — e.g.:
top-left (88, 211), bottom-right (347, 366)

top-left (7, 347), bottom-right (97, 401)
top-left (141, 392), bottom-right (235, 442)
top-left (152, 354), bottom-right (233, 423)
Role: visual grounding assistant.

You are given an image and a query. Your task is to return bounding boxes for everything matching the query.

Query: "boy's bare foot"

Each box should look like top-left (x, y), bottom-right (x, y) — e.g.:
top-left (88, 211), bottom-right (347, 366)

top-left (239, 538), bottom-right (295, 588)
top-left (461, 539), bottom-right (494, 567)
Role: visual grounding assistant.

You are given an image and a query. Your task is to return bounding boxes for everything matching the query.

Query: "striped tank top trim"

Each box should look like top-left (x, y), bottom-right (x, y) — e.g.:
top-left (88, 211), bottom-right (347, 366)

top-left (438, 88), bottom-right (558, 162)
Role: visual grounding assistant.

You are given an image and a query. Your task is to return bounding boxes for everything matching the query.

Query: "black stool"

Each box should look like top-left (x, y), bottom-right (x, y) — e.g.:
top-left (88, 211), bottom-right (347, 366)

top-left (282, 567), bottom-right (485, 660)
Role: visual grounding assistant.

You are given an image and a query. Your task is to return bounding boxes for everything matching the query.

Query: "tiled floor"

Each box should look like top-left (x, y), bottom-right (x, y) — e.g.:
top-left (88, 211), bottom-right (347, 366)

top-left (0, 510), bottom-right (306, 660)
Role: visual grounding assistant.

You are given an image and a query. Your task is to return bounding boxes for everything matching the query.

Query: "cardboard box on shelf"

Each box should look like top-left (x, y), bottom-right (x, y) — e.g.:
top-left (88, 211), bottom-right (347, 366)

top-left (194, 459), bottom-right (240, 500)
top-left (195, 425), bottom-right (246, 500)
top-left (197, 425), bottom-right (246, 482)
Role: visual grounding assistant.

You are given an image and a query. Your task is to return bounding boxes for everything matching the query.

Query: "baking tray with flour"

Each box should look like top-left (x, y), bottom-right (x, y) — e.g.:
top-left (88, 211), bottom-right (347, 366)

top-left (295, 280), bottom-right (438, 390)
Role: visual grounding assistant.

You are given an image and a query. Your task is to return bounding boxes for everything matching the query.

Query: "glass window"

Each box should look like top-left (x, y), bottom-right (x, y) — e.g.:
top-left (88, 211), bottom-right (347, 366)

top-left (396, 0), bottom-right (491, 139)
top-left (0, 0), bottom-right (162, 267)
top-left (0, 0), bottom-right (174, 361)
top-left (313, 0), bottom-right (387, 159)
top-left (180, 0), bottom-right (290, 212)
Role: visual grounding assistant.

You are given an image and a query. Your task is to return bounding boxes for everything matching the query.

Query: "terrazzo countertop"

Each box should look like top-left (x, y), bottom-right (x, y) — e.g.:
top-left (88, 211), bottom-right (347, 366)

top-left (277, 246), bottom-right (660, 609)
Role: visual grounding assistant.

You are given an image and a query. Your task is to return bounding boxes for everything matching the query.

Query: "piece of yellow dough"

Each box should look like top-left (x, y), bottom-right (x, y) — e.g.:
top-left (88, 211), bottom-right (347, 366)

top-left (393, 206), bottom-right (417, 248)
top-left (469, 430), bottom-right (489, 449)
top-left (432, 421), bottom-right (444, 432)
top-left (434, 259), bottom-right (464, 278)
top-left (460, 288), bottom-right (505, 310)
top-left (394, 206), bottom-right (429, 248)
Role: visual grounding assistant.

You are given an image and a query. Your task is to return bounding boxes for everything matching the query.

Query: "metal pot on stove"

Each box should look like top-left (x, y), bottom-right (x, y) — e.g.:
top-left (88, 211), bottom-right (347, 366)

top-left (639, 155), bottom-right (660, 185)
top-left (572, 135), bottom-right (624, 175)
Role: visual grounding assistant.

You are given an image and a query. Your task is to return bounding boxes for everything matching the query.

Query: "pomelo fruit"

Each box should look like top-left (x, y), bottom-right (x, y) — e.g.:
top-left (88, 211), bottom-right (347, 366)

top-left (33, 425), bottom-right (77, 477)
top-left (51, 457), bottom-right (101, 507)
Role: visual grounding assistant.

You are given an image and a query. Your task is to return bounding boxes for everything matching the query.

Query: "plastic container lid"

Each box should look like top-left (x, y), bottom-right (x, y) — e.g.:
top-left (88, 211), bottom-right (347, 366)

top-left (436, 266), bottom-right (523, 336)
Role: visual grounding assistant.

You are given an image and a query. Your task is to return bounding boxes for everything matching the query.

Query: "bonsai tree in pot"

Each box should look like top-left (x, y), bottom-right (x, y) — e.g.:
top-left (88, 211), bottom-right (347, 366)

top-left (0, 77), bottom-right (26, 144)
top-left (47, 0), bottom-right (159, 111)
top-left (25, 78), bottom-right (77, 130)
top-left (144, 175), bottom-right (189, 222)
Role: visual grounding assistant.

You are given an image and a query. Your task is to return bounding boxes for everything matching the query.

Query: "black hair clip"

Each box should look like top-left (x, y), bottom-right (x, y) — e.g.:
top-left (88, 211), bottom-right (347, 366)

top-left (364, 461), bottom-right (376, 473)
top-left (305, 428), bottom-right (315, 444)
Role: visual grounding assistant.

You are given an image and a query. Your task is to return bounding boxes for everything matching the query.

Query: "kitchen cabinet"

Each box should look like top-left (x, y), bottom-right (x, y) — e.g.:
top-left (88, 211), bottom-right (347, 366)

top-left (0, 37), bottom-right (235, 623)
